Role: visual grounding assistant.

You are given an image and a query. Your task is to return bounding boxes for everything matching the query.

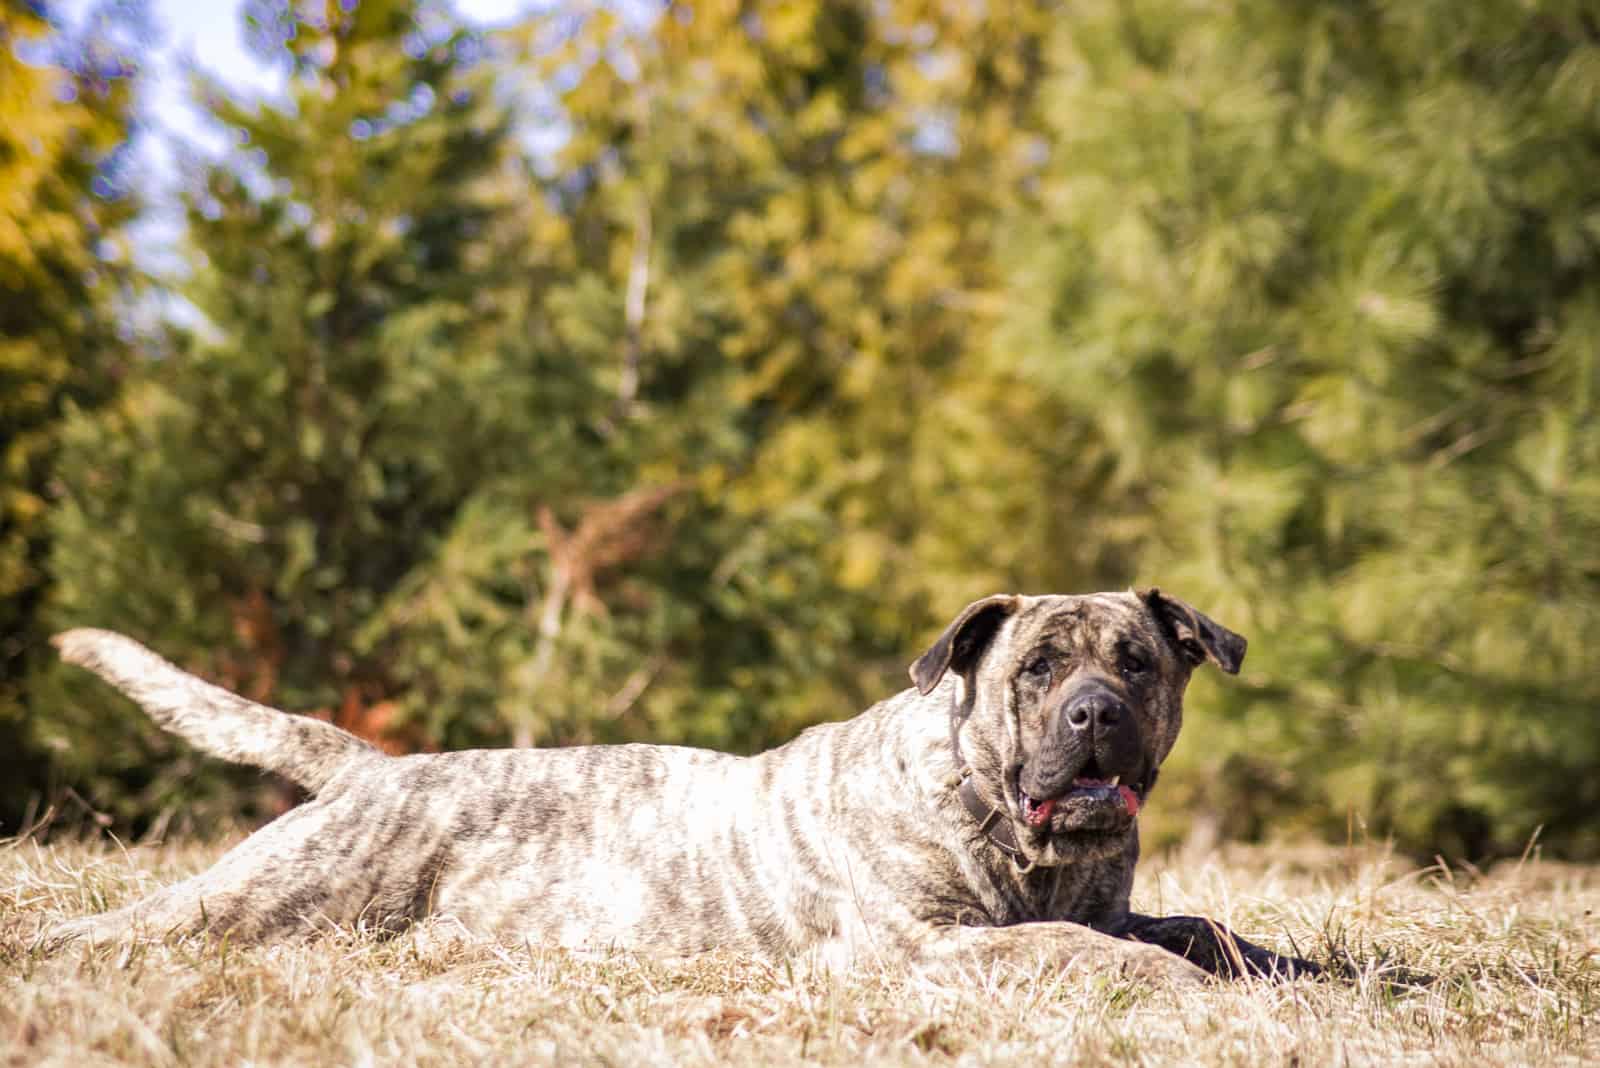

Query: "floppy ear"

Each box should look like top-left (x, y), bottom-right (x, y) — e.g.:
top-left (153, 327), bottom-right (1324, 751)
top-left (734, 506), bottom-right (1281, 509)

top-left (909, 594), bottom-right (1021, 696)
top-left (1139, 587), bottom-right (1247, 675)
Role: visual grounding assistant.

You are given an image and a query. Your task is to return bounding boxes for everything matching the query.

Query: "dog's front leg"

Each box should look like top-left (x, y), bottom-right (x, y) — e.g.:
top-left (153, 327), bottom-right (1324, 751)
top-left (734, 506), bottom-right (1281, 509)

top-left (1117, 913), bottom-right (1322, 980)
top-left (913, 921), bottom-right (1207, 986)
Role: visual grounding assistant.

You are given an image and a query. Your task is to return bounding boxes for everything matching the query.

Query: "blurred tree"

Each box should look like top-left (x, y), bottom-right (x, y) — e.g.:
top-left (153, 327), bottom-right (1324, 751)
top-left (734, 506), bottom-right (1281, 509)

top-left (527, 0), bottom-right (1068, 708)
top-left (40, 0), bottom-right (544, 824)
top-left (0, 0), bottom-right (146, 829)
top-left (38, 0), bottom-right (1594, 861)
top-left (44, 0), bottom-right (1041, 824)
top-left (353, 0), bottom-right (952, 758)
top-left (1000, 0), bottom-right (1600, 858)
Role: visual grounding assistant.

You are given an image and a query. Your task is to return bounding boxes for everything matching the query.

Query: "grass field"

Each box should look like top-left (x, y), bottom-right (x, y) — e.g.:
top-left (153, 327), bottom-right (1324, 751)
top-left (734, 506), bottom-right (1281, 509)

top-left (2, 834), bottom-right (1597, 1066)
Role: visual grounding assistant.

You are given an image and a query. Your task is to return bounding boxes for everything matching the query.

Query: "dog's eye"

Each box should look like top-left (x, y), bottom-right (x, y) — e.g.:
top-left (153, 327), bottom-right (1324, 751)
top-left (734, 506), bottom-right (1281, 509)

top-left (1022, 656), bottom-right (1052, 682)
top-left (1119, 651), bottom-right (1149, 678)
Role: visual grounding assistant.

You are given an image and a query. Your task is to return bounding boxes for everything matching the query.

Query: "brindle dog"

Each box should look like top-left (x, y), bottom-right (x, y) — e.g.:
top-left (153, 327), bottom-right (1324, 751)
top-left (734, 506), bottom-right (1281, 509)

top-left (45, 589), bottom-right (1319, 983)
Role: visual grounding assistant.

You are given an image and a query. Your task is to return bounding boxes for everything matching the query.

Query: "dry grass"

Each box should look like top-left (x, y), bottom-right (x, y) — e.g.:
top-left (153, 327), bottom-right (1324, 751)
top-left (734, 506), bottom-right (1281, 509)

top-left (2, 834), bottom-right (1597, 1066)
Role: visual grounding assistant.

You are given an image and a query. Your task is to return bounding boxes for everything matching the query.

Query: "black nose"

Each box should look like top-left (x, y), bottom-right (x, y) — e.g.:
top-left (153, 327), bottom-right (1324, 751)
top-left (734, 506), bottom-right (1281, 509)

top-left (1064, 690), bottom-right (1124, 731)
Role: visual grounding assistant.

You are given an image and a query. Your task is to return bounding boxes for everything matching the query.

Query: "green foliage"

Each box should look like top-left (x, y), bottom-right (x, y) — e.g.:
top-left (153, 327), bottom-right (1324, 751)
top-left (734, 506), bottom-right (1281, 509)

top-left (998, 0), bottom-right (1600, 857)
top-left (43, 0), bottom-right (551, 821)
top-left (20, 0), bottom-right (1600, 858)
top-left (0, 0), bottom-right (143, 821)
top-left (38, 0), bottom-right (891, 826)
top-left (527, 0), bottom-right (1073, 654)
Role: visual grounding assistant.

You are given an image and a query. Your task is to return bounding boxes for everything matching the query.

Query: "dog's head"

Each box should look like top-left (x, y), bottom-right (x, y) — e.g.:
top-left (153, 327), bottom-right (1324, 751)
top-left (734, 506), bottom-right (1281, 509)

top-left (910, 589), bottom-right (1245, 866)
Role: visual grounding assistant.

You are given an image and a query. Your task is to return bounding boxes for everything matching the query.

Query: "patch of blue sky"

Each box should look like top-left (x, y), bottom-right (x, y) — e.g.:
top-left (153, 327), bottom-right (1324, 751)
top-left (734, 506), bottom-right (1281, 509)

top-left (51, 0), bottom-right (528, 279)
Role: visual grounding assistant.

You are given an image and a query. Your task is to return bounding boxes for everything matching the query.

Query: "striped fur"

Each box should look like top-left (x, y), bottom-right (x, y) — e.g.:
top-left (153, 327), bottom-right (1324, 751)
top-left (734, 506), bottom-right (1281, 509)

top-left (43, 593), bottom-right (1319, 982)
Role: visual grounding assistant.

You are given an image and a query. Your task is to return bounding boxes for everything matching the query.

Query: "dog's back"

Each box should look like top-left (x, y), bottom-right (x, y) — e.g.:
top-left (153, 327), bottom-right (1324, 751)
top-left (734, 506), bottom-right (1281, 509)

top-left (46, 630), bottom-right (945, 959)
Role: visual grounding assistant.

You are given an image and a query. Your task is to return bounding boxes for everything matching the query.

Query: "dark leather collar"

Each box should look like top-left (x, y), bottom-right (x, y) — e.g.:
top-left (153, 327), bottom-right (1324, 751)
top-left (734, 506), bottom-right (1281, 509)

top-left (949, 688), bottom-right (1031, 867)
top-left (956, 768), bottom-right (1026, 862)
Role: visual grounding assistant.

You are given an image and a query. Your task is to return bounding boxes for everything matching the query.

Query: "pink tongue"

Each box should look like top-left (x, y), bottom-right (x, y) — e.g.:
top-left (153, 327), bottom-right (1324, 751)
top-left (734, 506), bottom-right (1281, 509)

top-left (1030, 785), bottom-right (1141, 825)
top-left (1068, 778), bottom-right (1143, 818)
top-left (1118, 785), bottom-right (1140, 817)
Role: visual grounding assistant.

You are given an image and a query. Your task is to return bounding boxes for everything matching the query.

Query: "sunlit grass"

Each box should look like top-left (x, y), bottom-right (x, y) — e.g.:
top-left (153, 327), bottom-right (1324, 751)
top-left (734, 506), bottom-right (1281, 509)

top-left (3, 835), bottom-right (1596, 1065)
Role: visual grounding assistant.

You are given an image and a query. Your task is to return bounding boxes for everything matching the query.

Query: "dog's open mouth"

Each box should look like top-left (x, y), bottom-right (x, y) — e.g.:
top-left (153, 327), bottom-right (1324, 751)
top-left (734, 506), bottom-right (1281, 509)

top-left (1019, 759), bottom-right (1142, 830)
top-left (1020, 780), bottom-right (1140, 826)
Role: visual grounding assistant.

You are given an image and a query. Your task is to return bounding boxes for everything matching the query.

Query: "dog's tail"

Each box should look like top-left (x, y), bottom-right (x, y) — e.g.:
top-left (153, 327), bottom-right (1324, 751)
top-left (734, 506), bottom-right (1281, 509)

top-left (52, 628), bottom-right (380, 795)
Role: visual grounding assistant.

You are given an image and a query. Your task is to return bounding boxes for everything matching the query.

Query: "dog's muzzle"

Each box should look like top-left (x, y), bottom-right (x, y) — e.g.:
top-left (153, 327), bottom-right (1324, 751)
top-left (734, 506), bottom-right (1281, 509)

top-left (1018, 682), bottom-right (1148, 834)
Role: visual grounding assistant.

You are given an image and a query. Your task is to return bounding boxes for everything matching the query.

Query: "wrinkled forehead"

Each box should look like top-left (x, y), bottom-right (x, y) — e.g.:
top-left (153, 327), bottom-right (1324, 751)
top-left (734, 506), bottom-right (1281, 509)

top-left (1004, 593), bottom-right (1157, 654)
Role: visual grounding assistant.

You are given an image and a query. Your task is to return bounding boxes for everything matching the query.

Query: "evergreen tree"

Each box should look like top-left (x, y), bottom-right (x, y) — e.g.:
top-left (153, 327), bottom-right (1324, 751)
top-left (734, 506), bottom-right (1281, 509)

top-left (0, 0), bottom-right (145, 827)
top-left (532, 0), bottom-right (1064, 705)
top-left (35, 0), bottom-right (1598, 859)
top-left (999, 0), bottom-right (1600, 857)
top-left (41, 0), bottom-right (541, 822)
top-left (45, 0), bottom-right (1029, 820)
